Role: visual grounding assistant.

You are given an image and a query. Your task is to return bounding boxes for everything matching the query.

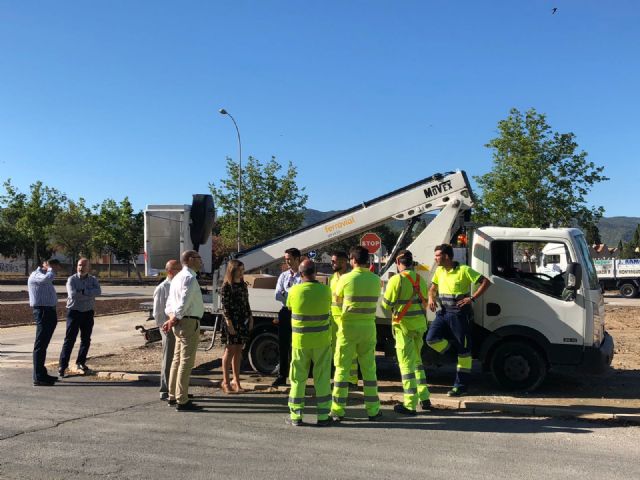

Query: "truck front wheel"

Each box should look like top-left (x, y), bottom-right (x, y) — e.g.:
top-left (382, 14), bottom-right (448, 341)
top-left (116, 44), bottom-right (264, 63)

top-left (619, 283), bottom-right (639, 298)
top-left (490, 341), bottom-right (547, 391)
top-left (248, 331), bottom-right (279, 374)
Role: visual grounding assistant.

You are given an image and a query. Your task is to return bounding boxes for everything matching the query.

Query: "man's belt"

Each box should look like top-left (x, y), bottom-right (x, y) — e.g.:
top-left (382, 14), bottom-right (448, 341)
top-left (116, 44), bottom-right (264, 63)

top-left (182, 315), bottom-right (202, 320)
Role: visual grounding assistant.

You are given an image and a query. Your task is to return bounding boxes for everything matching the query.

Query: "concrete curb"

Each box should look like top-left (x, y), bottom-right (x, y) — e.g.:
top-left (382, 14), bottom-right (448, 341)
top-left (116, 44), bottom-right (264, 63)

top-left (91, 370), bottom-right (640, 425)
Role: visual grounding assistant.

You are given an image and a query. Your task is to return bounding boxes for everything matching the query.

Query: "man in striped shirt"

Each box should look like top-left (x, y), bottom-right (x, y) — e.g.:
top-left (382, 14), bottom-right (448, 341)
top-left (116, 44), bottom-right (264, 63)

top-left (28, 258), bottom-right (62, 386)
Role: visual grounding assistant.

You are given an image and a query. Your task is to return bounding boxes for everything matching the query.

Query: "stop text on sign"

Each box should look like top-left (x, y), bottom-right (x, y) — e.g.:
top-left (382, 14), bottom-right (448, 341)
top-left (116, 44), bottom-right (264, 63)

top-left (361, 232), bottom-right (382, 254)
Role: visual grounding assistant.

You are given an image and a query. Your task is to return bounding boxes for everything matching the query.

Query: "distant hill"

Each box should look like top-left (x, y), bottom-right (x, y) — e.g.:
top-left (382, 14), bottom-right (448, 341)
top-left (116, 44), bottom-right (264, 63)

top-left (302, 209), bottom-right (640, 246)
top-left (301, 209), bottom-right (344, 227)
top-left (598, 217), bottom-right (640, 246)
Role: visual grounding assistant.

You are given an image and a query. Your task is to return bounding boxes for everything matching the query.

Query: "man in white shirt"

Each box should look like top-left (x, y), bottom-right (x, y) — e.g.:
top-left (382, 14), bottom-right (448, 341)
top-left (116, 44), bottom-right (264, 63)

top-left (153, 259), bottom-right (181, 401)
top-left (162, 250), bottom-right (204, 411)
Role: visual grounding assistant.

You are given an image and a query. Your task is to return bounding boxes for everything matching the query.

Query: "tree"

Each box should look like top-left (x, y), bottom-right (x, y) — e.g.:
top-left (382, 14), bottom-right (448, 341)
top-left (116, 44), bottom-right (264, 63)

top-left (584, 223), bottom-right (602, 246)
top-left (91, 199), bottom-right (120, 277)
top-left (50, 199), bottom-right (94, 267)
top-left (92, 198), bottom-right (144, 279)
top-left (210, 156), bottom-right (308, 250)
top-left (0, 180), bottom-right (65, 273)
top-left (474, 108), bottom-right (608, 232)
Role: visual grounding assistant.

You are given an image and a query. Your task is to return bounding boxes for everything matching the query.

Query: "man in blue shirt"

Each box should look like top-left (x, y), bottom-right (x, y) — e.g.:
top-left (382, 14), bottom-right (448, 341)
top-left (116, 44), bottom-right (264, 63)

top-left (28, 258), bottom-right (62, 386)
top-left (58, 258), bottom-right (102, 377)
top-left (272, 247), bottom-right (302, 387)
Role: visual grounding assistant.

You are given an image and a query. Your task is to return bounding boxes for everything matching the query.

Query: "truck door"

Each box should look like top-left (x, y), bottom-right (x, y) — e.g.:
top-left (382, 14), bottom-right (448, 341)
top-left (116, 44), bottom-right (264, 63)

top-left (481, 239), bottom-right (586, 362)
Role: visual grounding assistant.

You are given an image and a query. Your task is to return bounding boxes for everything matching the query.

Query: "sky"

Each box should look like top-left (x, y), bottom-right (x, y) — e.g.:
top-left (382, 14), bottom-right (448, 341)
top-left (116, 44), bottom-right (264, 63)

top-left (1, 1), bottom-right (639, 218)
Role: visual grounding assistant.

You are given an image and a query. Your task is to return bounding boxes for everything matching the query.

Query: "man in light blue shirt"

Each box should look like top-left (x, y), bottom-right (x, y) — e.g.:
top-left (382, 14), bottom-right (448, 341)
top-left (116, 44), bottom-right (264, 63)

top-left (153, 259), bottom-right (181, 400)
top-left (58, 258), bottom-right (101, 377)
top-left (271, 247), bottom-right (302, 387)
top-left (28, 258), bottom-right (62, 386)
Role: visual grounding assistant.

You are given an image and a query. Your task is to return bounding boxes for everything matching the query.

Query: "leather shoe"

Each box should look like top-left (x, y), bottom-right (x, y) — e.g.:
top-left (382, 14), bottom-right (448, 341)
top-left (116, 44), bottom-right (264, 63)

top-left (329, 413), bottom-right (344, 423)
top-left (316, 418), bottom-right (332, 427)
top-left (76, 364), bottom-right (90, 374)
top-left (33, 379), bottom-right (55, 387)
top-left (58, 368), bottom-right (67, 378)
top-left (285, 417), bottom-right (302, 426)
top-left (167, 399), bottom-right (177, 406)
top-left (393, 404), bottom-right (417, 416)
top-left (45, 374), bottom-right (58, 383)
top-left (160, 393), bottom-right (169, 401)
top-left (368, 411), bottom-right (383, 421)
top-left (420, 399), bottom-right (433, 411)
top-left (175, 401), bottom-right (203, 412)
top-left (271, 376), bottom-right (287, 387)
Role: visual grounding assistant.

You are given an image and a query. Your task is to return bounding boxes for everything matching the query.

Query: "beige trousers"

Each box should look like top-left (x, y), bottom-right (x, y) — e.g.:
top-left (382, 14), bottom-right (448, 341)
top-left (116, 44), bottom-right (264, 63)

top-left (168, 317), bottom-right (200, 404)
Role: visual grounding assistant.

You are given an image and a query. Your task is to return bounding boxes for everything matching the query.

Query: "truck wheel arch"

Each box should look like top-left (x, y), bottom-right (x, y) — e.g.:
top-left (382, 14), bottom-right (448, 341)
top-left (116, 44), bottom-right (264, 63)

top-left (479, 325), bottom-right (551, 369)
top-left (246, 321), bottom-right (279, 374)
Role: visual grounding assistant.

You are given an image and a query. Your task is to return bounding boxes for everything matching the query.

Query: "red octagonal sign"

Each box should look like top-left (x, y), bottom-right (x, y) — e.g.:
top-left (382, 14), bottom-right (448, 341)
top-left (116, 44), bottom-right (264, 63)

top-left (361, 232), bottom-right (382, 254)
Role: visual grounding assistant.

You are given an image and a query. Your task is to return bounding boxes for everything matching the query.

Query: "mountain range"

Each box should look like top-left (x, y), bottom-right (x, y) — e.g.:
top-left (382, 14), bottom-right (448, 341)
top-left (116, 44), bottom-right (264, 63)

top-left (302, 209), bottom-right (640, 246)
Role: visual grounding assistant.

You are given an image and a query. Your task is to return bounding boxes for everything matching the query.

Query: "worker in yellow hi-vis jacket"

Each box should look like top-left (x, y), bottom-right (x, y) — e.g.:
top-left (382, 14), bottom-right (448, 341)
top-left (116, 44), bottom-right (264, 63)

top-left (328, 251), bottom-right (358, 386)
top-left (285, 260), bottom-right (333, 427)
top-left (382, 250), bottom-right (431, 415)
top-left (330, 246), bottom-right (382, 422)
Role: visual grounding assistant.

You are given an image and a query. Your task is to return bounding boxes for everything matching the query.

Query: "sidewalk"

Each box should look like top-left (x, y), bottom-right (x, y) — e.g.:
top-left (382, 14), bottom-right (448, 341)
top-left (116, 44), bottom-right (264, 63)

top-left (3, 310), bottom-right (638, 426)
top-left (81, 339), bottom-right (640, 426)
top-left (91, 369), bottom-right (640, 424)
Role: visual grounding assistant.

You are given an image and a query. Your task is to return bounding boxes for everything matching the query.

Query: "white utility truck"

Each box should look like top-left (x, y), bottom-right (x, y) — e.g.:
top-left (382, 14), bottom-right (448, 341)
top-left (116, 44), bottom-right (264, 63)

top-left (594, 258), bottom-right (640, 298)
top-left (538, 243), bottom-right (640, 298)
top-left (145, 170), bottom-right (613, 391)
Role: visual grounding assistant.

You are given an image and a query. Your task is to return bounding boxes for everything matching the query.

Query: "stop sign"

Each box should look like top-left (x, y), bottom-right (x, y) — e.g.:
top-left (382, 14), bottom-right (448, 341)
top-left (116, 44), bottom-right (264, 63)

top-left (361, 232), bottom-right (382, 254)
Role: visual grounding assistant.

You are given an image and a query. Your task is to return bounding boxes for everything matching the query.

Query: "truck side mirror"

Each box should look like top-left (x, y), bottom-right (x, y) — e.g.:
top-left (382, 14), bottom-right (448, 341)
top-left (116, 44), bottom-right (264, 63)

top-left (565, 262), bottom-right (582, 291)
top-left (190, 194), bottom-right (215, 251)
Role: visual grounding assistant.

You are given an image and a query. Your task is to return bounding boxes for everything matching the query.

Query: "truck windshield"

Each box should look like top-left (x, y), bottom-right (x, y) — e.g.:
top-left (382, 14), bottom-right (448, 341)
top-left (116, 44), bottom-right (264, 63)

top-left (573, 233), bottom-right (599, 290)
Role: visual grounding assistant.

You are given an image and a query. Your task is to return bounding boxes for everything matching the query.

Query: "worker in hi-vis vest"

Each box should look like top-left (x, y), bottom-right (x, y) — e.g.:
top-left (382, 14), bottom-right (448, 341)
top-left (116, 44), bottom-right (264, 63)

top-left (328, 251), bottom-right (358, 386)
top-left (381, 250), bottom-right (431, 415)
top-left (330, 246), bottom-right (382, 422)
top-left (285, 260), bottom-right (333, 427)
top-left (426, 243), bottom-right (491, 397)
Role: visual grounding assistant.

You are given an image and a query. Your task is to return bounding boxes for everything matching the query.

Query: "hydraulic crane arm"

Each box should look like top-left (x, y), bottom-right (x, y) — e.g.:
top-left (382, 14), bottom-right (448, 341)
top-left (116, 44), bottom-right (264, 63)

top-left (230, 170), bottom-right (474, 273)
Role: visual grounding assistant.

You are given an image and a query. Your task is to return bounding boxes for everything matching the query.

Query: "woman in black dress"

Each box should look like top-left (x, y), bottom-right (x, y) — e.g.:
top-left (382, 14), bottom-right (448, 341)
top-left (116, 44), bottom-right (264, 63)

top-left (220, 260), bottom-right (253, 393)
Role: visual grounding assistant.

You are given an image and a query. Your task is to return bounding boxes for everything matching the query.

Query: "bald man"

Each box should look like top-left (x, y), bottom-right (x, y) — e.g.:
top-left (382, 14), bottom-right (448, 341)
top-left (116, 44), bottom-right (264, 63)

top-left (153, 259), bottom-right (181, 401)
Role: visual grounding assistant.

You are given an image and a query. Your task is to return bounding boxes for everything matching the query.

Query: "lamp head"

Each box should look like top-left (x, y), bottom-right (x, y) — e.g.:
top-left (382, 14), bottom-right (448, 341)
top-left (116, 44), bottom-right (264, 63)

top-left (219, 108), bottom-right (228, 115)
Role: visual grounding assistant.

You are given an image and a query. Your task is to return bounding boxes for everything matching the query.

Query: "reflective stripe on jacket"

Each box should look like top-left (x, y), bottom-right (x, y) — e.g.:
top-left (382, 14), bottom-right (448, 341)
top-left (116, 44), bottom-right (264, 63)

top-left (286, 281), bottom-right (332, 349)
top-left (334, 267), bottom-right (381, 326)
top-left (382, 270), bottom-right (427, 330)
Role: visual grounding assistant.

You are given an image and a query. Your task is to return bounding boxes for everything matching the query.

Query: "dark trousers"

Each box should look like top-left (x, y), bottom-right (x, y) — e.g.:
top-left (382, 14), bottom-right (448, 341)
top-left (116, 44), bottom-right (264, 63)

top-left (426, 308), bottom-right (472, 388)
top-left (277, 307), bottom-right (292, 378)
top-left (59, 309), bottom-right (95, 370)
top-left (32, 306), bottom-right (58, 382)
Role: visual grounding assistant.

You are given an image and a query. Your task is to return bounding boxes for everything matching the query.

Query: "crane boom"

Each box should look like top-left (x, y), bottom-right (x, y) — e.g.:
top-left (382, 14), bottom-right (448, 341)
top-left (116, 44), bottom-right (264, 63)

top-left (232, 170), bottom-right (473, 273)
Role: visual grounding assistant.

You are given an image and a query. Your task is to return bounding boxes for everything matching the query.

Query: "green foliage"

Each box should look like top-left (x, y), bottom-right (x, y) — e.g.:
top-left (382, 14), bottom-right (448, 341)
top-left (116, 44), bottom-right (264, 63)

top-left (584, 223), bottom-right (602, 246)
top-left (49, 199), bottom-right (93, 266)
top-left (210, 156), bottom-right (308, 249)
top-left (315, 224), bottom-right (397, 259)
top-left (91, 198), bottom-right (143, 278)
top-left (474, 108), bottom-right (608, 232)
top-left (620, 224), bottom-right (640, 258)
top-left (0, 179), bottom-right (65, 270)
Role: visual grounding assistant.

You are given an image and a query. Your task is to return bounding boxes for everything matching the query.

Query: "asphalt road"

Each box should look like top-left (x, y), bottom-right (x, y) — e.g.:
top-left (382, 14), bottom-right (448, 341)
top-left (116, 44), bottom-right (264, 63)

top-left (0, 367), bottom-right (638, 480)
top-left (0, 312), bottom-right (150, 368)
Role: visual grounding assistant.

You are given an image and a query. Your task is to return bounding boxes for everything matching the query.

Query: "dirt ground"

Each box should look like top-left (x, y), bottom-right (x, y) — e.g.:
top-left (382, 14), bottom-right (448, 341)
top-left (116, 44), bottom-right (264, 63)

top-left (0, 297), bottom-right (150, 328)
top-left (606, 306), bottom-right (639, 370)
top-left (81, 306), bottom-right (640, 407)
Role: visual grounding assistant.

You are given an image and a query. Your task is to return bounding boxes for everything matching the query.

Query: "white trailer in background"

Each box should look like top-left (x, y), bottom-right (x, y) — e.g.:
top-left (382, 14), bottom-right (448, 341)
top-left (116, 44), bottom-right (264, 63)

top-left (145, 170), bottom-right (614, 391)
top-left (594, 258), bottom-right (640, 298)
top-left (144, 203), bottom-right (213, 275)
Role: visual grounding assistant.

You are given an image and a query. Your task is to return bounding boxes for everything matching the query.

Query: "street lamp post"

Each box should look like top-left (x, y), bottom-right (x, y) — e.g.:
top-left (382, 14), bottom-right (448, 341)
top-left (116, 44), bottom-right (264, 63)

top-left (219, 108), bottom-right (242, 253)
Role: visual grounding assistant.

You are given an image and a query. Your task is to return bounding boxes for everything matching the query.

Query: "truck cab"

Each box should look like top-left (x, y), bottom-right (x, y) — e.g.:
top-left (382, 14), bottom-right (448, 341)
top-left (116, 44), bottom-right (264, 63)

top-left (468, 227), bottom-right (612, 390)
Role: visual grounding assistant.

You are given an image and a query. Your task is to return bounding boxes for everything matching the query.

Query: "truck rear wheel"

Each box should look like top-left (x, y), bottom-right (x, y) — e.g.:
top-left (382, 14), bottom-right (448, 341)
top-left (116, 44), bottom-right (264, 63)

top-left (490, 341), bottom-right (547, 391)
top-left (619, 283), bottom-right (638, 298)
top-left (248, 331), bottom-right (279, 374)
